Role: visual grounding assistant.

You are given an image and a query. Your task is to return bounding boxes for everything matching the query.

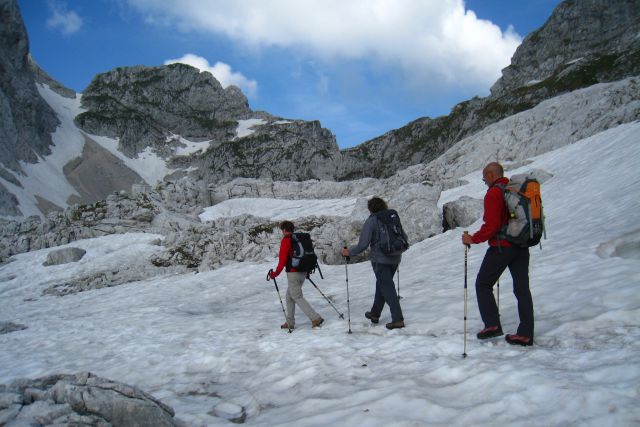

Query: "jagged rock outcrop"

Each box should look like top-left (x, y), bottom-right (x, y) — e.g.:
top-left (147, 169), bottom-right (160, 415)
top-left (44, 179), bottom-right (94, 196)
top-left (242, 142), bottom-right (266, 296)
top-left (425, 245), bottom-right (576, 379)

top-left (0, 0), bottom-right (60, 216)
top-left (42, 247), bottom-right (86, 266)
top-left (0, 372), bottom-right (178, 426)
top-left (442, 197), bottom-right (484, 232)
top-left (0, 192), bottom-right (167, 262)
top-left (338, 0), bottom-right (640, 179)
top-left (181, 118), bottom-right (341, 183)
top-left (75, 63), bottom-right (251, 157)
top-left (29, 55), bottom-right (76, 99)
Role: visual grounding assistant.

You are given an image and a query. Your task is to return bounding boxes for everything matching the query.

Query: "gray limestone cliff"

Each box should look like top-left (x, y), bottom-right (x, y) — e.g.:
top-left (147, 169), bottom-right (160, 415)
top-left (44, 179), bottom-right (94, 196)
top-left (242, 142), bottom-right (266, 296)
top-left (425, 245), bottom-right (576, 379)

top-left (0, 0), bottom-right (60, 215)
top-left (180, 119), bottom-right (341, 183)
top-left (75, 63), bottom-right (251, 157)
top-left (74, 63), bottom-right (342, 184)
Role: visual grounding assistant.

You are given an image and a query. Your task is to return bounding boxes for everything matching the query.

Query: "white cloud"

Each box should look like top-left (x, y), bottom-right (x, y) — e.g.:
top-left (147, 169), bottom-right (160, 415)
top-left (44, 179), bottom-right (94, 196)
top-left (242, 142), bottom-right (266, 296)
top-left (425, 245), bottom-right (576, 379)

top-left (164, 54), bottom-right (258, 98)
top-left (46, 2), bottom-right (83, 36)
top-left (128, 0), bottom-right (522, 89)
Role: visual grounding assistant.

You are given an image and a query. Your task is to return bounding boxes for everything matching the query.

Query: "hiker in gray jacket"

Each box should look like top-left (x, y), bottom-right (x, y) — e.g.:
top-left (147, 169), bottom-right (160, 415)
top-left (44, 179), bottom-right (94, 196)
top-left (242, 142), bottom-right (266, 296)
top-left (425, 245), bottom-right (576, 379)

top-left (341, 196), bottom-right (405, 329)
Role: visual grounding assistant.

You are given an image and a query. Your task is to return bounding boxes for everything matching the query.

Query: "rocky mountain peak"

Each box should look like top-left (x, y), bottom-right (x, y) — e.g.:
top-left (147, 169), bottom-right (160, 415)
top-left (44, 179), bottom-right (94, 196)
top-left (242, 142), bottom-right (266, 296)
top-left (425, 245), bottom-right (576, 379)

top-left (75, 63), bottom-right (252, 157)
top-left (490, 0), bottom-right (640, 97)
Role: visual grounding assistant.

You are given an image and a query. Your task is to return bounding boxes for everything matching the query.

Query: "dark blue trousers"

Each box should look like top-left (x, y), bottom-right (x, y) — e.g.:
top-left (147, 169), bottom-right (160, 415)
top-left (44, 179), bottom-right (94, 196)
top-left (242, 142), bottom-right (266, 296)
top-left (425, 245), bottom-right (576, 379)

top-left (370, 262), bottom-right (403, 322)
top-left (476, 246), bottom-right (534, 338)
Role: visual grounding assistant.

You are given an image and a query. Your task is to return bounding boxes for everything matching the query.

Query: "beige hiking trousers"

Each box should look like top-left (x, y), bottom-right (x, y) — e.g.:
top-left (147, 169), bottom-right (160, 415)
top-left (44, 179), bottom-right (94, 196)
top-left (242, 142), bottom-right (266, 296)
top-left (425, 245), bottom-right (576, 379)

top-left (286, 272), bottom-right (320, 327)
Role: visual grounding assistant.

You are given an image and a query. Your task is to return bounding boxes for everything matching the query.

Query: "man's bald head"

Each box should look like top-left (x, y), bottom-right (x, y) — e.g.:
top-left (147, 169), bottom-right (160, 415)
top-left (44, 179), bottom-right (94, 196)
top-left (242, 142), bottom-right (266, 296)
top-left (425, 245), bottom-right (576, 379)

top-left (483, 162), bottom-right (504, 177)
top-left (482, 162), bottom-right (504, 186)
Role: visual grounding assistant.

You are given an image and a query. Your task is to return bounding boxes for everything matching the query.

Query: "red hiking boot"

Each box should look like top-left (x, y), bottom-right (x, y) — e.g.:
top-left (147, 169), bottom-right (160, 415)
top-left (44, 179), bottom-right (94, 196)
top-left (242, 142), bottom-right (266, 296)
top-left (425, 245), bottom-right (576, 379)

top-left (476, 325), bottom-right (503, 339)
top-left (505, 334), bottom-right (533, 346)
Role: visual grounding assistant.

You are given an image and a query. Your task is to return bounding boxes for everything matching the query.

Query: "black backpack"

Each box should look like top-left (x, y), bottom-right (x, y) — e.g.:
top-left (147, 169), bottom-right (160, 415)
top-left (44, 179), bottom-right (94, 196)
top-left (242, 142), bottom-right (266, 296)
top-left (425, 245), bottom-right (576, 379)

top-left (289, 232), bottom-right (318, 272)
top-left (374, 209), bottom-right (410, 256)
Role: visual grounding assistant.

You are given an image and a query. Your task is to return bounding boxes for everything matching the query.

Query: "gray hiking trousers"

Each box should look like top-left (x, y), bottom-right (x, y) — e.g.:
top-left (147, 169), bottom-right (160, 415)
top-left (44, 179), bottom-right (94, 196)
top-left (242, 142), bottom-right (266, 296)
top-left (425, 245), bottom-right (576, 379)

top-left (286, 272), bottom-right (320, 327)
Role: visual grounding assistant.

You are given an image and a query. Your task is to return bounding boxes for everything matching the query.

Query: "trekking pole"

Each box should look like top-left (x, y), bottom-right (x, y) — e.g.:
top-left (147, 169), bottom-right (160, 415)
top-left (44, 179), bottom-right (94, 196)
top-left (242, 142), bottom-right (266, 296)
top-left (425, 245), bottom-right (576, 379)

top-left (344, 247), bottom-right (352, 334)
top-left (267, 270), bottom-right (291, 333)
top-left (463, 233), bottom-right (469, 358)
top-left (307, 274), bottom-right (344, 319)
top-left (497, 278), bottom-right (500, 317)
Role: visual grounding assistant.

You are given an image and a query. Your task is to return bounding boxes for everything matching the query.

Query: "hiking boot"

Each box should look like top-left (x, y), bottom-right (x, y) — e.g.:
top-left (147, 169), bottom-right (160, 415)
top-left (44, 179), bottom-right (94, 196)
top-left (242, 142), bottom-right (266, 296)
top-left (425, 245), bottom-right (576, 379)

top-left (505, 334), bottom-right (533, 346)
top-left (281, 322), bottom-right (294, 330)
top-left (386, 320), bottom-right (405, 330)
top-left (365, 311), bottom-right (380, 324)
top-left (311, 317), bottom-right (324, 328)
top-left (476, 325), bottom-right (503, 339)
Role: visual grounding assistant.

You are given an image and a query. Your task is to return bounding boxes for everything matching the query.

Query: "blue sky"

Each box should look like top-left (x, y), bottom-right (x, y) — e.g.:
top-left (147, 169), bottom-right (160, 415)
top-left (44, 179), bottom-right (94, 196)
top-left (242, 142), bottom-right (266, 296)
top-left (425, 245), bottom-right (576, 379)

top-left (18, 0), bottom-right (562, 148)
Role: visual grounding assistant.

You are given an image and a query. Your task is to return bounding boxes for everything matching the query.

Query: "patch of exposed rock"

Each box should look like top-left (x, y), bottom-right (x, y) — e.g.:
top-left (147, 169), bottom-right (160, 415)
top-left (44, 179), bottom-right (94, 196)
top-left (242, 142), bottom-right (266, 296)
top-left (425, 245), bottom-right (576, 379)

top-left (43, 247), bottom-right (86, 266)
top-left (0, 321), bottom-right (27, 335)
top-left (0, 192), bottom-right (166, 262)
top-left (442, 197), bottom-right (484, 232)
top-left (0, 372), bottom-right (178, 426)
top-left (64, 135), bottom-right (146, 206)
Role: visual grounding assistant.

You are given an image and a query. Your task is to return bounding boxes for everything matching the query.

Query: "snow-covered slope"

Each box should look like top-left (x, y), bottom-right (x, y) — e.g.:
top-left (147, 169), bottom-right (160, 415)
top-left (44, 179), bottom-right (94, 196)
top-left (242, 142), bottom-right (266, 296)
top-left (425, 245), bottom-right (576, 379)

top-left (1, 122), bottom-right (638, 425)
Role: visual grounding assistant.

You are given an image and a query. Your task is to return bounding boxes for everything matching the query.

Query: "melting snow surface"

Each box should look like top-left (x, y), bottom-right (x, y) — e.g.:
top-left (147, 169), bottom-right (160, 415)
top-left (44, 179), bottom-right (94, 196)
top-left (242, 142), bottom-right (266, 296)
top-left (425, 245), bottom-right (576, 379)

top-left (1, 123), bottom-right (639, 425)
top-left (199, 197), bottom-right (362, 221)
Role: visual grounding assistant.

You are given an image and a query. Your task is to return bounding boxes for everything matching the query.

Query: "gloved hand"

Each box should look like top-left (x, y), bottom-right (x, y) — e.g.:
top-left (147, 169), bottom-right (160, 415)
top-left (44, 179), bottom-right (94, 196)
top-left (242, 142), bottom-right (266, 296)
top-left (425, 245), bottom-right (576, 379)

top-left (268, 270), bottom-right (278, 280)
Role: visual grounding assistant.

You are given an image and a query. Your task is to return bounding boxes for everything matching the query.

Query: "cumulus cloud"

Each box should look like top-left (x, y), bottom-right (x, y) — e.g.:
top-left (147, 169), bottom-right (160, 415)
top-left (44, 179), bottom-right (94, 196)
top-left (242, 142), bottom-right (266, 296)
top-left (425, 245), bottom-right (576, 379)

top-left (164, 54), bottom-right (258, 98)
top-left (46, 1), bottom-right (83, 36)
top-left (128, 0), bottom-right (521, 89)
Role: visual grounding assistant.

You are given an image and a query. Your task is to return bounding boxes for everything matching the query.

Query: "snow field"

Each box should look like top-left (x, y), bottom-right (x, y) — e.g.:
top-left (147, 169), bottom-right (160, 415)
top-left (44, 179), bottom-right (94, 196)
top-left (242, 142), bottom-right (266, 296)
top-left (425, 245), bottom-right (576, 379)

top-left (0, 123), bottom-right (639, 425)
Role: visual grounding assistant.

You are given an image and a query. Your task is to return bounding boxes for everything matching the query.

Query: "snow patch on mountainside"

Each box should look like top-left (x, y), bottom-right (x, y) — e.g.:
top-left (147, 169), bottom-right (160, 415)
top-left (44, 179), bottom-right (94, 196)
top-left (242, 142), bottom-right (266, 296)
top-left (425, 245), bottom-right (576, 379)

top-left (199, 197), bottom-right (364, 222)
top-left (0, 84), bottom-right (87, 217)
top-left (235, 119), bottom-right (266, 139)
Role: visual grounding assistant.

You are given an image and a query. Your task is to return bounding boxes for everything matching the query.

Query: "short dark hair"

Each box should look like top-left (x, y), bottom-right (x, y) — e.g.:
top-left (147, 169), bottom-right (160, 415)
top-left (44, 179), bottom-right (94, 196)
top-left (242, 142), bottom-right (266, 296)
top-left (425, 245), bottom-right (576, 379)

top-left (367, 197), bottom-right (388, 213)
top-left (279, 220), bottom-right (294, 232)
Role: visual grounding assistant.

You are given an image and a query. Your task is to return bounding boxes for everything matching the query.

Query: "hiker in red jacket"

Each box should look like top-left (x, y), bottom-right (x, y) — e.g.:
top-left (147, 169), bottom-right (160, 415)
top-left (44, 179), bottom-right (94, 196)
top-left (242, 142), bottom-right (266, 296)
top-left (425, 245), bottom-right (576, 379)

top-left (462, 162), bottom-right (534, 346)
top-left (269, 221), bottom-right (323, 330)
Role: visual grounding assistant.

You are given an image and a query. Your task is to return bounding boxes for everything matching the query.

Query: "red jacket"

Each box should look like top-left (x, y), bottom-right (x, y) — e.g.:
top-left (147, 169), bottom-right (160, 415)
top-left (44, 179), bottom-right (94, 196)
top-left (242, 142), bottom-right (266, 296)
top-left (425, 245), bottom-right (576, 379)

top-left (273, 235), bottom-right (299, 276)
top-left (472, 177), bottom-right (512, 247)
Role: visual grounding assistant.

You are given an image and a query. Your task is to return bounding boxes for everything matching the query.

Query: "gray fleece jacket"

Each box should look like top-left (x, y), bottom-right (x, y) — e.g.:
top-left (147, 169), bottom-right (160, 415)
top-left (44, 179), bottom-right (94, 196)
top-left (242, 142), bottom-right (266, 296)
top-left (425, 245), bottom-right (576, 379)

top-left (349, 214), bottom-right (402, 265)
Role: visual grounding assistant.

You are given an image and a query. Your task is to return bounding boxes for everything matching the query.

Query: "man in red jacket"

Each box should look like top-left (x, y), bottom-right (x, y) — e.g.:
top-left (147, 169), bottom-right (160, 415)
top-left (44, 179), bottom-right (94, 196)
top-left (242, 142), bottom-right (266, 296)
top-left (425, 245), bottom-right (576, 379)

top-left (462, 162), bottom-right (534, 346)
top-left (269, 221), bottom-right (323, 330)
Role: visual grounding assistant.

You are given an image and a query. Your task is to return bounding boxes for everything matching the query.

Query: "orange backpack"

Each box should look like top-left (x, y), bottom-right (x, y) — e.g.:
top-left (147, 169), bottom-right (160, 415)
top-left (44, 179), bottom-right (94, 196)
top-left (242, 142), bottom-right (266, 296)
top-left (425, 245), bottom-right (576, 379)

top-left (497, 175), bottom-right (545, 247)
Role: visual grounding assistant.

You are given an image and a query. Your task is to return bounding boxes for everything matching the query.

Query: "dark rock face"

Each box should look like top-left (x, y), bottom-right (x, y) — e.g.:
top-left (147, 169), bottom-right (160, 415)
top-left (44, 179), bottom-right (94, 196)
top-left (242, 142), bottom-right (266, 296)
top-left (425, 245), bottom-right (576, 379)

top-left (75, 63), bottom-right (252, 158)
top-left (0, 0), bottom-right (59, 187)
top-left (338, 0), bottom-right (640, 179)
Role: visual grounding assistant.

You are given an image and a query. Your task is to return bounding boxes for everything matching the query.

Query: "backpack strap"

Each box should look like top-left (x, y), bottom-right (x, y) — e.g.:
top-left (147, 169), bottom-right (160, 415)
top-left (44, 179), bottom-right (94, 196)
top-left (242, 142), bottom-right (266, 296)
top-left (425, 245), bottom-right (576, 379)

top-left (494, 182), bottom-right (510, 242)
